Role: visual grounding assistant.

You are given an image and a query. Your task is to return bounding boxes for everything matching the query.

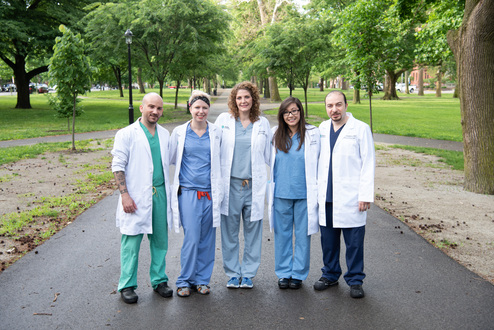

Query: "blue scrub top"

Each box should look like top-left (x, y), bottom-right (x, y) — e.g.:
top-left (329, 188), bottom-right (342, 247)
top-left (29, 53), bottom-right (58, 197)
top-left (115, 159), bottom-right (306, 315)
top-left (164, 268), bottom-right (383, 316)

top-left (274, 133), bottom-right (306, 199)
top-left (139, 121), bottom-right (164, 187)
top-left (179, 124), bottom-right (211, 190)
top-left (231, 119), bottom-right (252, 180)
top-left (326, 123), bottom-right (345, 202)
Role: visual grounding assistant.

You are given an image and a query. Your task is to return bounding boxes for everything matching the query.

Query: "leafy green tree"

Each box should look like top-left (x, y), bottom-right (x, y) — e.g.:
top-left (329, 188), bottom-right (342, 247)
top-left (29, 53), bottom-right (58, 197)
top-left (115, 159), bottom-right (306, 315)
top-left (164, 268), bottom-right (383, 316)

top-left (261, 12), bottom-right (330, 115)
top-left (332, 0), bottom-right (389, 131)
top-left (0, 0), bottom-right (99, 108)
top-left (129, 0), bottom-right (229, 97)
top-left (227, 0), bottom-right (294, 101)
top-left (83, 2), bottom-right (129, 98)
top-left (49, 25), bottom-right (92, 151)
top-left (415, 0), bottom-right (463, 97)
top-left (398, 0), bottom-right (494, 194)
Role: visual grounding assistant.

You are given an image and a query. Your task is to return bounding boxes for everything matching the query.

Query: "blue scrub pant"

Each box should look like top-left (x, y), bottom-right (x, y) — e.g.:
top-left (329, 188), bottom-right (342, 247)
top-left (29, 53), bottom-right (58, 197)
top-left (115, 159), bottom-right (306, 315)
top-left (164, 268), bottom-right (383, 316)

top-left (176, 188), bottom-right (216, 288)
top-left (320, 202), bottom-right (365, 286)
top-left (118, 185), bottom-right (168, 291)
top-left (221, 178), bottom-right (262, 278)
top-left (274, 197), bottom-right (311, 280)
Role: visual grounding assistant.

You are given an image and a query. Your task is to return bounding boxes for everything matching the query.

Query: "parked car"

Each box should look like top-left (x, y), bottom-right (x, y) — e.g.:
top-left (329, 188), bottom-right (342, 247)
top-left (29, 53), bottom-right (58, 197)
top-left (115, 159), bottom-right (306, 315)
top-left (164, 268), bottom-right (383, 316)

top-left (2, 83), bottom-right (16, 92)
top-left (37, 84), bottom-right (49, 93)
top-left (396, 83), bottom-right (416, 93)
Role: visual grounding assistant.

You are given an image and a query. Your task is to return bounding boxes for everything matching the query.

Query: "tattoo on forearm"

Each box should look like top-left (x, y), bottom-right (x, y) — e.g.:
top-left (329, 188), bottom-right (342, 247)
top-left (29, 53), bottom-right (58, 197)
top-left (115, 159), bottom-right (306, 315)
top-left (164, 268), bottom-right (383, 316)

top-left (114, 171), bottom-right (128, 194)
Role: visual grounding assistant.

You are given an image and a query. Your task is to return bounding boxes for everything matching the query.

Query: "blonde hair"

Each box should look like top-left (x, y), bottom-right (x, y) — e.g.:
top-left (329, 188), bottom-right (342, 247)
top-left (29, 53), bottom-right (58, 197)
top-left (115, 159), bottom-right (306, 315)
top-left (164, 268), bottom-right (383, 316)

top-left (188, 90), bottom-right (211, 106)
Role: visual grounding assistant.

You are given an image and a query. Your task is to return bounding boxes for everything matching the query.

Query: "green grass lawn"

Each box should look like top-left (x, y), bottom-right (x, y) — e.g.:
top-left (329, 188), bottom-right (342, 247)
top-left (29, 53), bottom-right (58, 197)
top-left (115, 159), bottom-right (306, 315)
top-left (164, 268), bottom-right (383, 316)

top-left (0, 89), bottom-right (192, 141)
top-left (268, 88), bottom-right (462, 142)
top-left (1, 88), bottom-right (461, 142)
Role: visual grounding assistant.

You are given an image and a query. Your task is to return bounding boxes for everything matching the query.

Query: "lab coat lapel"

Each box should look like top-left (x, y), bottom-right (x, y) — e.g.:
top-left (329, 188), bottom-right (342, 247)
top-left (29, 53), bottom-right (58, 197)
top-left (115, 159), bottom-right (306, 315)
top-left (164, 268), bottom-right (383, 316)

top-left (132, 119), bottom-right (152, 159)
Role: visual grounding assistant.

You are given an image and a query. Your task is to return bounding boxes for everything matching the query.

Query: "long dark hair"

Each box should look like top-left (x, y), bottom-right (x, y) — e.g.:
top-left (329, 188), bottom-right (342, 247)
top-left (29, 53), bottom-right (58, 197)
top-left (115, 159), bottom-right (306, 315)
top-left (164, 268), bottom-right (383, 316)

top-left (274, 97), bottom-right (306, 153)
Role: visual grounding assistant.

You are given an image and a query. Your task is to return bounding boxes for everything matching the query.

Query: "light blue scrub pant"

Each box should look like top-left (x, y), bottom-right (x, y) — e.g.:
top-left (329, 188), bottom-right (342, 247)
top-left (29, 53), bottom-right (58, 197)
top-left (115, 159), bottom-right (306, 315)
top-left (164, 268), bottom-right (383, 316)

top-left (221, 178), bottom-right (263, 278)
top-left (118, 185), bottom-right (168, 291)
top-left (274, 197), bottom-right (311, 281)
top-left (176, 188), bottom-right (216, 288)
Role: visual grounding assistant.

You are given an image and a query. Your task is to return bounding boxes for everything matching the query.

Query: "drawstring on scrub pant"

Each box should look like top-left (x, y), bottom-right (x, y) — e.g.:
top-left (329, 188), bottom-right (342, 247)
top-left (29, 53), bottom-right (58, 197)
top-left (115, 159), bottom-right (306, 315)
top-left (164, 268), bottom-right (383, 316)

top-left (241, 179), bottom-right (250, 190)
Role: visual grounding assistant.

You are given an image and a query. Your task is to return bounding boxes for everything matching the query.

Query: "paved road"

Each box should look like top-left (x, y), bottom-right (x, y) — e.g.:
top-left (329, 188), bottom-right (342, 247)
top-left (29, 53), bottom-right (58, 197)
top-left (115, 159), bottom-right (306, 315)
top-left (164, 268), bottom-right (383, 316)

top-left (1, 89), bottom-right (490, 329)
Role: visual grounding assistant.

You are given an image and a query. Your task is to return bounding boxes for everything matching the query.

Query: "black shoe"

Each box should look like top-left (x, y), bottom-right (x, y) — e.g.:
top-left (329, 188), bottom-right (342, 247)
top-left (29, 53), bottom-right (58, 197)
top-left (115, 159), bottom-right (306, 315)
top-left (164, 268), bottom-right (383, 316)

top-left (278, 278), bottom-right (290, 289)
top-left (289, 279), bottom-right (302, 290)
top-left (120, 287), bottom-right (138, 304)
top-left (313, 277), bottom-right (339, 291)
top-left (350, 284), bottom-right (365, 298)
top-left (154, 282), bottom-right (173, 298)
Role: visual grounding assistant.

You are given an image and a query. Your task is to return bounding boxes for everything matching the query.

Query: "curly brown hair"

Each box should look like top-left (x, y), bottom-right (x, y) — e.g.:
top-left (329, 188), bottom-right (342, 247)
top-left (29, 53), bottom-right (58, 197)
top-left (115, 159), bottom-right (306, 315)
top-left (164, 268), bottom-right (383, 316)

top-left (228, 81), bottom-right (261, 122)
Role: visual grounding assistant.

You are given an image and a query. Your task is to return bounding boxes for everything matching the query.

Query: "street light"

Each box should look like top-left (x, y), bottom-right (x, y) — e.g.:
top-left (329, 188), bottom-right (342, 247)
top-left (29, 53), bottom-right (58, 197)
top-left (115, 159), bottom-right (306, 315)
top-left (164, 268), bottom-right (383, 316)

top-left (124, 29), bottom-right (134, 124)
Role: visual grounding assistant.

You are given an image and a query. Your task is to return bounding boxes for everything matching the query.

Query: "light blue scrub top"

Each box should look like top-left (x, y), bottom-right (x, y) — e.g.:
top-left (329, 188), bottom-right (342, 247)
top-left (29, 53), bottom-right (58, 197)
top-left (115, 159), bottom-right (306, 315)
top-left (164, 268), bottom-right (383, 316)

top-left (273, 133), bottom-right (306, 199)
top-left (139, 121), bottom-right (164, 186)
top-left (231, 119), bottom-right (252, 180)
top-left (179, 124), bottom-right (211, 190)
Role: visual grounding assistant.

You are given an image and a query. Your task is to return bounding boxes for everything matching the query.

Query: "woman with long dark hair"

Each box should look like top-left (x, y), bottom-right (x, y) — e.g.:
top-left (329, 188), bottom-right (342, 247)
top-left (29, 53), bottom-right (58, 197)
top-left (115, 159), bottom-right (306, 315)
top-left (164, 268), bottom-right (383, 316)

top-left (268, 96), bottom-right (320, 289)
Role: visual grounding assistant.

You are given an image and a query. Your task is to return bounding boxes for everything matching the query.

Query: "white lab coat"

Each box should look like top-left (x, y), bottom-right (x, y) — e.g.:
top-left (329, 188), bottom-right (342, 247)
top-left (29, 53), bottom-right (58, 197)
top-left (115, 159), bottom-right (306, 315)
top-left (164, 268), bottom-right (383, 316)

top-left (214, 112), bottom-right (272, 221)
top-left (268, 125), bottom-right (321, 235)
top-left (317, 113), bottom-right (375, 228)
top-left (169, 121), bottom-right (223, 233)
top-left (111, 119), bottom-right (172, 235)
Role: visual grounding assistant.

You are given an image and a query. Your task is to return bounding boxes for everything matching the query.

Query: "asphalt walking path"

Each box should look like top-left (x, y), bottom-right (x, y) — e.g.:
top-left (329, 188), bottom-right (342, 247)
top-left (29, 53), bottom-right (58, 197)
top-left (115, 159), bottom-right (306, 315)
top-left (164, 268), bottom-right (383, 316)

top-left (1, 89), bottom-right (491, 329)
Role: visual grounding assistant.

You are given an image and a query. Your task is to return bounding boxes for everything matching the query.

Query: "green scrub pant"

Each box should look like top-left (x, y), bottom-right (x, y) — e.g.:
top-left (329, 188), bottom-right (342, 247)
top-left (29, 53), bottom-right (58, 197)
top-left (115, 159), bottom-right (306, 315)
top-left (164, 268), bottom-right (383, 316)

top-left (118, 185), bottom-right (168, 291)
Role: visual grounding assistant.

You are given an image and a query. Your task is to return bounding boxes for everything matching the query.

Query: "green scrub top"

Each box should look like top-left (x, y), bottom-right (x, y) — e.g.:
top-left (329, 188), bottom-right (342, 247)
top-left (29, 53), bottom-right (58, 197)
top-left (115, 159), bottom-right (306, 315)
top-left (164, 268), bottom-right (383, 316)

top-left (140, 121), bottom-right (165, 186)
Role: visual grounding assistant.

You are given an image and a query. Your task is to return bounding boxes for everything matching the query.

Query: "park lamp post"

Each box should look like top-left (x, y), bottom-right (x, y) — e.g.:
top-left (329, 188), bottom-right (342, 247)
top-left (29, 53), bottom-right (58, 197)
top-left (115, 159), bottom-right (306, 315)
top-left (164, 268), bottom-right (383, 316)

top-left (125, 29), bottom-right (134, 124)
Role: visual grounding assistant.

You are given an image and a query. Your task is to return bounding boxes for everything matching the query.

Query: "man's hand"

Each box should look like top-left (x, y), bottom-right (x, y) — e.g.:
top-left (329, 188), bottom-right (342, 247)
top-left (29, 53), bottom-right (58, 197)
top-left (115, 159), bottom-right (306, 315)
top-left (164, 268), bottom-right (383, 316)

top-left (359, 201), bottom-right (371, 212)
top-left (114, 170), bottom-right (137, 213)
top-left (122, 193), bottom-right (138, 213)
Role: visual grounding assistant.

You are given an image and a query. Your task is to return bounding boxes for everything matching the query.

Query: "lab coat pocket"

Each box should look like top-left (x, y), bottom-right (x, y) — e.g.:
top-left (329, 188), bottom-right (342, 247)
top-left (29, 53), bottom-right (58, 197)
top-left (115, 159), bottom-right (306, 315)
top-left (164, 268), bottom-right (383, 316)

top-left (339, 136), bottom-right (358, 155)
top-left (254, 131), bottom-right (267, 152)
top-left (306, 184), bottom-right (318, 215)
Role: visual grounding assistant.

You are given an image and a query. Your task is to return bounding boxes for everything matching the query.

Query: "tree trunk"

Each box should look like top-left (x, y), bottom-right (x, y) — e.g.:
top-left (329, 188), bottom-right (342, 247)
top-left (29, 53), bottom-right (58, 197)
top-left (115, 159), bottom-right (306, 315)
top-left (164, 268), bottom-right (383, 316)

top-left (319, 77), bottom-right (324, 91)
top-left (453, 85), bottom-right (459, 98)
top-left (418, 68), bottom-right (424, 96)
top-left (368, 92), bottom-right (373, 134)
top-left (158, 80), bottom-right (164, 98)
top-left (72, 94), bottom-right (77, 151)
top-left (137, 67), bottom-right (145, 94)
top-left (447, 0), bottom-right (494, 194)
top-left (264, 77), bottom-right (270, 99)
top-left (175, 80), bottom-right (180, 109)
top-left (435, 68), bottom-right (442, 97)
top-left (353, 88), bottom-right (361, 104)
top-left (382, 70), bottom-right (402, 100)
top-left (268, 74), bottom-right (281, 102)
top-left (1, 53), bottom-right (48, 109)
top-left (341, 77), bottom-right (348, 90)
top-left (112, 66), bottom-right (124, 98)
top-left (405, 71), bottom-right (410, 94)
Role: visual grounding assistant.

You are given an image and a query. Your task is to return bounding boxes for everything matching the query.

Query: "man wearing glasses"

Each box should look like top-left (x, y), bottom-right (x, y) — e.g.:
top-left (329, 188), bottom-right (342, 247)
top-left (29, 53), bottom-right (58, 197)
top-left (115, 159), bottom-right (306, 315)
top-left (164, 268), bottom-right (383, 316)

top-left (314, 90), bottom-right (375, 298)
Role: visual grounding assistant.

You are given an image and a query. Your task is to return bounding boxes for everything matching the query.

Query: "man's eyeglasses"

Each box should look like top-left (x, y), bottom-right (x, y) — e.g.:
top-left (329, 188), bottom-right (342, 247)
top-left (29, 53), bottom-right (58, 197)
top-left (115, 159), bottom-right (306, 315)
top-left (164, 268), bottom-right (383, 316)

top-left (283, 109), bottom-right (300, 117)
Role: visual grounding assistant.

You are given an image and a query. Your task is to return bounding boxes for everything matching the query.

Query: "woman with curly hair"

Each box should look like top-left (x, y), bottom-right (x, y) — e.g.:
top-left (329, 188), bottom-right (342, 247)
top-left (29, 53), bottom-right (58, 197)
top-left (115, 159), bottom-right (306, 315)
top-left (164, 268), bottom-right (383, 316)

top-left (215, 81), bottom-right (271, 289)
top-left (267, 96), bottom-right (320, 290)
